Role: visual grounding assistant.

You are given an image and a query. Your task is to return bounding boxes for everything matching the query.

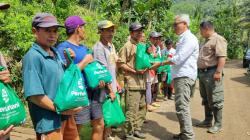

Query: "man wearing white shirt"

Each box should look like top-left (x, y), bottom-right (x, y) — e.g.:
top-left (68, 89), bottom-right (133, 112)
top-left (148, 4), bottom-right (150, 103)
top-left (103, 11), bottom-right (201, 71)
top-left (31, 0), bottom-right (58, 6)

top-left (161, 14), bottom-right (199, 140)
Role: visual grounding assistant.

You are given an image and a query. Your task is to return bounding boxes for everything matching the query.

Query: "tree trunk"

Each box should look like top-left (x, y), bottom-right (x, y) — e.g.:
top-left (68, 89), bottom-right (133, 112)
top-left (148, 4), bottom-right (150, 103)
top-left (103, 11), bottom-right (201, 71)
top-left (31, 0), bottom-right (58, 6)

top-left (120, 0), bottom-right (131, 23)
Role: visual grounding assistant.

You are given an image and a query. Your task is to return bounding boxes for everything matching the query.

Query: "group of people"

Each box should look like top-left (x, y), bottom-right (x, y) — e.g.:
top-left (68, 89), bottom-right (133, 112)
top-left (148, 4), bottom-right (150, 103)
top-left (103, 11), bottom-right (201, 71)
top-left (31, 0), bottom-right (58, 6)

top-left (160, 15), bottom-right (227, 140)
top-left (0, 3), bottom-right (227, 140)
top-left (144, 31), bottom-right (176, 112)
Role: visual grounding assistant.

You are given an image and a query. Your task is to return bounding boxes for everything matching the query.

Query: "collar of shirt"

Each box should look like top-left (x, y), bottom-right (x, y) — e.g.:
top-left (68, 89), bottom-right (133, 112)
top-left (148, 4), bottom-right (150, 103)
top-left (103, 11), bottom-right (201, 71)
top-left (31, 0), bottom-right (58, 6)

top-left (99, 41), bottom-right (113, 51)
top-left (130, 38), bottom-right (138, 45)
top-left (207, 32), bottom-right (218, 40)
top-left (179, 29), bottom-right (191, 39)
top-left (32, 43), bottom-right (58, 58)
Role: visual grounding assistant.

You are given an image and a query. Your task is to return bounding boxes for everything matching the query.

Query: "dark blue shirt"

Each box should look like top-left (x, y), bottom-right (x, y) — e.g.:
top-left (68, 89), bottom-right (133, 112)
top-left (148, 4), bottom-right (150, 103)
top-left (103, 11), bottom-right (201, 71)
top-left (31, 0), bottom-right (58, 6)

top-left (57, 41), bottom-right (91, 86)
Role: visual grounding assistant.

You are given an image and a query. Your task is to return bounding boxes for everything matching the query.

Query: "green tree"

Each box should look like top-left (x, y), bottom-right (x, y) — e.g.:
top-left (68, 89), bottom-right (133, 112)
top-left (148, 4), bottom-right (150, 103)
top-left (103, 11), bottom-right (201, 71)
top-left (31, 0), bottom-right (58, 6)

top-left (0, 0), bottom-right (103, 100)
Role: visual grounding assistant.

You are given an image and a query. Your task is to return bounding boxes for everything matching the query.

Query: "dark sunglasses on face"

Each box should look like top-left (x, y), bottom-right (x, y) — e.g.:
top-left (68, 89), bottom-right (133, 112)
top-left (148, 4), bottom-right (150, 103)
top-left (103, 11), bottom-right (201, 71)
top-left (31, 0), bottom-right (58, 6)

top-left (173, 22), bottom-right (185, 27)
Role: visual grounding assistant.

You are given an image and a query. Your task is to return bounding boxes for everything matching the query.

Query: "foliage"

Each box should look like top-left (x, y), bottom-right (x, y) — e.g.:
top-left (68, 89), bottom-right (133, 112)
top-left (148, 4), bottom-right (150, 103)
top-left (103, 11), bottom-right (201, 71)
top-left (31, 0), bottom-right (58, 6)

top-left (1, 0), bottom-right (249, 102)
top-left (170, 0), bottom-right (249, 59)
top-left (0, 0), bottom-right (102, 99)
top-left (238, 0), bottom-right (250, 50)
top-left (96, 0), bottom-right (175, 46)
top-left (113, 24), bottom-right (129, 51)
top-left (199, 0), bottom-right (246, 58)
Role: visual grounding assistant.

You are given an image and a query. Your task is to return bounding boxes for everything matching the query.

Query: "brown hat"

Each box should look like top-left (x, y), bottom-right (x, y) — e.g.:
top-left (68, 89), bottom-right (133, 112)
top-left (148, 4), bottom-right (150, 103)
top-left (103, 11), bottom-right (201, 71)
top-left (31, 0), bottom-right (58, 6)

top-left (0, 3), bottom-right (10, 10)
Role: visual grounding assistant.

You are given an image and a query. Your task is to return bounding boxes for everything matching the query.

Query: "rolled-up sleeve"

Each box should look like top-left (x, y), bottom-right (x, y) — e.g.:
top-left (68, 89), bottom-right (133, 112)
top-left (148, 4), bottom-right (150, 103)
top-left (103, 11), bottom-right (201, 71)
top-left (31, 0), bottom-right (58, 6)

top-left (118, 46), bottom-right (127, 65)
top-left (93, 46), bottom-right (108, 67)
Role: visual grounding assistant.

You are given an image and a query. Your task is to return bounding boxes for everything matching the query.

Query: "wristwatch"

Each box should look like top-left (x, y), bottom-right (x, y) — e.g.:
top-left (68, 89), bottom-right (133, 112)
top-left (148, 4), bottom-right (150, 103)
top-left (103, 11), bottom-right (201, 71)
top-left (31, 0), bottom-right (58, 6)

top-left (215, 71), bottom-right (221, 74)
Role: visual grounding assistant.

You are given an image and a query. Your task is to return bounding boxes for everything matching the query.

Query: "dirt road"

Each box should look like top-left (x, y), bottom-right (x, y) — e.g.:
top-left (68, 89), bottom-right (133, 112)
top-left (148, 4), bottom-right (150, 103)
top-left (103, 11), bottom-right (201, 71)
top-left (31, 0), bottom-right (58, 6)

top-left (11, 60), bottom-right (250, 140)
top-left (140, 60), bottom-right (250, 140)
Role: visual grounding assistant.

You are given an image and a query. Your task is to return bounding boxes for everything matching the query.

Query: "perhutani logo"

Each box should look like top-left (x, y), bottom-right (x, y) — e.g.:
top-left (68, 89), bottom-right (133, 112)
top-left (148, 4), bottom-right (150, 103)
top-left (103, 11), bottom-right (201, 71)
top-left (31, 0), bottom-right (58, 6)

top-left (96, 63), bottom-right (103, 69)
top-left (78, 79), bottom-right (84, 90)
top-left (71, 91), bottom-right (85, 96)
top-left (0, 102), bottom-right (20, 113)
top-left (71, 79), bottom-right (85, 96)
top-left (2, 89), bottom-right (9, 103)
top-left (94, 70), bottom-right (107, 75)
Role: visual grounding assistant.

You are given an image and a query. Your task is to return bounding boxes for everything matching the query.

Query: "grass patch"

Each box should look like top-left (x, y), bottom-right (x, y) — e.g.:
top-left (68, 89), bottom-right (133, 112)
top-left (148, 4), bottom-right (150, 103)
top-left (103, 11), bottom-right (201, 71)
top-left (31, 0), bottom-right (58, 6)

top-left (80, 123), bottom-right (92, 140)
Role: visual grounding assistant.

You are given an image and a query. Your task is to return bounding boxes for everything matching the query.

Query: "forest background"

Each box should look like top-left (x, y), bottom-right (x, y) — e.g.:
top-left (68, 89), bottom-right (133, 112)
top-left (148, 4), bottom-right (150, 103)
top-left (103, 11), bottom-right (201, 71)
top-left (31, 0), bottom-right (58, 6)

top-left (0, 0), bottom-right (249, 100)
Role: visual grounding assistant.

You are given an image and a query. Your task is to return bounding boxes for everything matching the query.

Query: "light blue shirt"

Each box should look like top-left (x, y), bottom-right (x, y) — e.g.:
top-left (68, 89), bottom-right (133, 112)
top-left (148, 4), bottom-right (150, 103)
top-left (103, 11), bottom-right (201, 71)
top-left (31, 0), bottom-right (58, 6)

top-left (170, 30), bottom-right (199, 80)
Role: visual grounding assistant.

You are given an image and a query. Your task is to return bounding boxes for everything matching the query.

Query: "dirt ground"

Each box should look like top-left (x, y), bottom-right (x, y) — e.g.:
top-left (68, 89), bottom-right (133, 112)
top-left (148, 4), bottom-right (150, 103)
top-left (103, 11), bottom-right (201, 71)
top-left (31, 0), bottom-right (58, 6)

top-left (10, 60), bottom-right (250, 140)
top-left (134, 60), bottom-right (250, 140)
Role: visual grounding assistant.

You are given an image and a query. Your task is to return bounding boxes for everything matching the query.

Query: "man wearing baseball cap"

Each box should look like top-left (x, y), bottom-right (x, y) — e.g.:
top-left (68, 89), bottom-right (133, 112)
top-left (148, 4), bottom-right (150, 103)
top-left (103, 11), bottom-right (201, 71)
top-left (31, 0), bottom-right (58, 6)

top-left (0, 3), bottom-right (14, 140)
top-left (92, 20), bottom-right (120, 140)
top-left (23, 13), bottom-right (82, 140)
top-left (118, 22), bottom-right (147, 140)
top-left (147, 31), bottom-right (163, 109)
top-left (57, 16), bottom-right (98, 138)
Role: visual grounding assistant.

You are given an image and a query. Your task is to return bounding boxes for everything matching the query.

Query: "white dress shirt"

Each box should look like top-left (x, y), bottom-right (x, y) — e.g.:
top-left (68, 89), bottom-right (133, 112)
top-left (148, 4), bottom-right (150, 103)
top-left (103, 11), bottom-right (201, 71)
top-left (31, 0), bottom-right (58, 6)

top-left (170, 30), bottom-right (199, 80)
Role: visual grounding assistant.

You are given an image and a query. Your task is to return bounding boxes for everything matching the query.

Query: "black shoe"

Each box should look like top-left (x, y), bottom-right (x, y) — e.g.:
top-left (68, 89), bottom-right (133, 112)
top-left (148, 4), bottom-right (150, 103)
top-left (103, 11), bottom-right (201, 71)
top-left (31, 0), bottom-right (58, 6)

top-left (173, 133), bottom-right (182, 139)
top-left (124, 135), bottom-right (134, 140)
top-left (195, 120), bottom-right (212, 128)
top-left (134, 131), bottom-right (146, 139)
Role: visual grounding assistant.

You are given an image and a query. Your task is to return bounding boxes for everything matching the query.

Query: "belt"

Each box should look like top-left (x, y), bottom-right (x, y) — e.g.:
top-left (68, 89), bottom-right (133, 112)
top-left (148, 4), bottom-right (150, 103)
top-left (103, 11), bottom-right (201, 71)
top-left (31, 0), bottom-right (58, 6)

top-left (198, 66), bottom-right (217, 72)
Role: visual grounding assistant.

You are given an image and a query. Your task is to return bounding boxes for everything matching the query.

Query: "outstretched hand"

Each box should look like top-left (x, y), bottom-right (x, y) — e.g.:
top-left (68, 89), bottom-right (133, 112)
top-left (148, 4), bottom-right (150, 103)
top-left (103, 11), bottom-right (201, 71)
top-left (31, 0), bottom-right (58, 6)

top-left (136, 68), bottom-right (148, 74)
top-left (150, 62), bottom-right (161, 70)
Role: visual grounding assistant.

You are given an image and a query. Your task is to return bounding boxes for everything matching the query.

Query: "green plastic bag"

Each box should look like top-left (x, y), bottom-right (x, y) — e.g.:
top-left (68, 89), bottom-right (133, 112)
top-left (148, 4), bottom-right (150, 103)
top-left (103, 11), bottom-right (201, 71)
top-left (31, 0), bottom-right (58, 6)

top-left (54, 50), bottom-right (89, 113)
top-left (135, 43), bottom-right (151, 70)
top-left (166, 72), bottom-right (172, 84)
top-left (102, 93), bottom-right (126, 127)
top-left (84, 61), bottom-right (112, 88)
top-left (157, 64), bottom-right (171, 73)
top-left (0, 67), bottom-right (26, 130)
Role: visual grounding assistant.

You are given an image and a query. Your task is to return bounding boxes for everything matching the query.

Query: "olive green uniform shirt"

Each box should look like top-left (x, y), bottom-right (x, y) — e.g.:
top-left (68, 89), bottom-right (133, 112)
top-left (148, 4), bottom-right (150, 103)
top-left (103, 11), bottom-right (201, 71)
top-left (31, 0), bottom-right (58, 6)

top-left (118, 39), bottom-right (146, 90)
top-left (198, 33), bottom-right (227, 68)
